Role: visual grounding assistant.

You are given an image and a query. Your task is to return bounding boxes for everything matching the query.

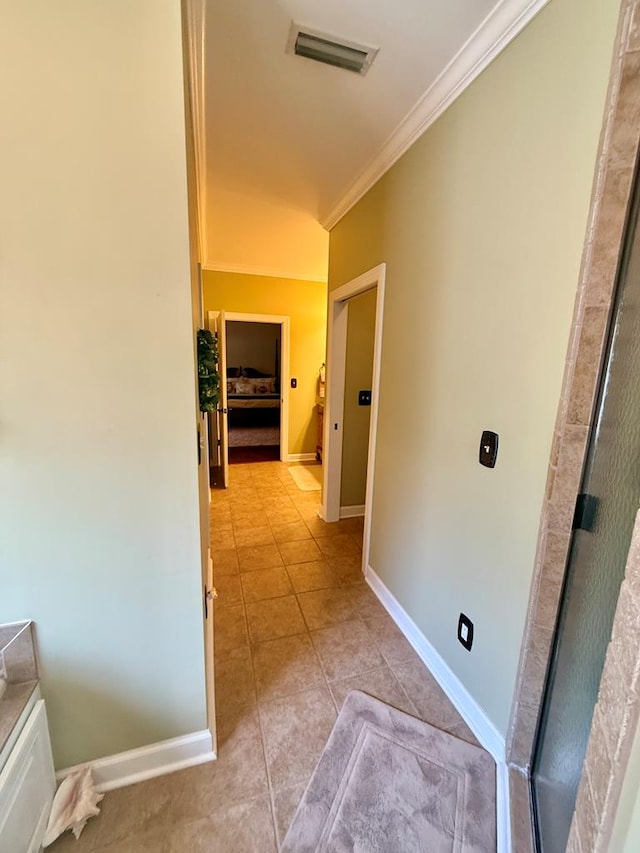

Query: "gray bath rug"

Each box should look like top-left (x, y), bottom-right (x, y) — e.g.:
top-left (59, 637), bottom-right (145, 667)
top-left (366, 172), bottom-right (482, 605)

top-left (282, 690), bottom-right (496, 853)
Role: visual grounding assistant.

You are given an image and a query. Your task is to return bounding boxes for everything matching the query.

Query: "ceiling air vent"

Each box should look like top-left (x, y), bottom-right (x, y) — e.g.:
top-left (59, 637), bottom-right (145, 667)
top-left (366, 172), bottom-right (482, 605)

top-left (287, 23), bottom-right (378, 75)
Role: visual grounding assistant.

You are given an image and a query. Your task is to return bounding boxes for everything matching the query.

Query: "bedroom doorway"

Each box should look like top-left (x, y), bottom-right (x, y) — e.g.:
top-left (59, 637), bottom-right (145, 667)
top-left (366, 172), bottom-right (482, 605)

top-left (207, 310), bottom-right (290, 484)
top-left (321, 265), bottom-right (386, 571)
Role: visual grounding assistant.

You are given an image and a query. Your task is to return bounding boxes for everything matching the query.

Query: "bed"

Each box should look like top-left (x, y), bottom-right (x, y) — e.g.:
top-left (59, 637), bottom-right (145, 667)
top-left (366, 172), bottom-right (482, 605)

top-left (226, 375), bottom-right (280, 408)
top-left (226, 371), bottom-right (281, 430)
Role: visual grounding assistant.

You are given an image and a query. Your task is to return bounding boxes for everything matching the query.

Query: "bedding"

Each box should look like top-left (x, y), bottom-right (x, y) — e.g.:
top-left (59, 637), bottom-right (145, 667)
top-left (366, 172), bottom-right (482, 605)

top-left (227, 370), bottom-right (280, 409)
top-left (229, 397), bottom-right (280, 409)
top-left (227, 376), bottom-right (277, 395)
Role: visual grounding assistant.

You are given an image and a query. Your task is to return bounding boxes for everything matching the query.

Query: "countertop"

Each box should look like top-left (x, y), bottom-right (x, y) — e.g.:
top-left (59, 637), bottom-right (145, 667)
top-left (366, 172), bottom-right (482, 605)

top-left (0, 679), bottom-right (39, 756)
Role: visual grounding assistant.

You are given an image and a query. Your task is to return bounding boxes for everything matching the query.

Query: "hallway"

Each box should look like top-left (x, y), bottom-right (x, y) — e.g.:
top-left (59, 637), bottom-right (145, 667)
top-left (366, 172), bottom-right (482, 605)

top-left (212, 460), bottom-right (485, 850)
top-left (49, 461), bottom-right (488, 852)
top-left (4, 2), bottom-right (639, 851)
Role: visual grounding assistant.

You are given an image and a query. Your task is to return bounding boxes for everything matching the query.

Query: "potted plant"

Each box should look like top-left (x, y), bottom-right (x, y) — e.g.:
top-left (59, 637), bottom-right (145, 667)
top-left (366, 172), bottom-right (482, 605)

top-left (197, 329), bottom-right (220, 412)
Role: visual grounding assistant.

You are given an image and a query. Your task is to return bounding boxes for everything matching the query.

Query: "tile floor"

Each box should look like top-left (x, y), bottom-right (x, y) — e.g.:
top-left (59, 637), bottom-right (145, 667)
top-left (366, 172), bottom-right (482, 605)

top-left (50, 461), bottom-right (481, 852)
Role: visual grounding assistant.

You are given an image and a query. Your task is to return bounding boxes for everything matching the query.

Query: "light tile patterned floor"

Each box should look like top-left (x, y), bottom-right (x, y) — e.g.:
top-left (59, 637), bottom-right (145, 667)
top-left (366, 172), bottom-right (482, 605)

top-left (50, 461), bottom-right (479, 852)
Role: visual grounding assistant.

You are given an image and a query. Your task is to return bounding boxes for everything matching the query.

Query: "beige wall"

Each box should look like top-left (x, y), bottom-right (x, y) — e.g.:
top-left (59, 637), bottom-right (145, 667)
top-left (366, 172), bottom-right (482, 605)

top-left (203, 271), bottom-right (327, 457)
top-left (341, 289), bottom-right (377, 508)
top-left (226, 321), bottom-right (281, 377)
top-left (328, 0), bottom-right (619, 735)
top-left (0, 0), bottom-right (207, 767)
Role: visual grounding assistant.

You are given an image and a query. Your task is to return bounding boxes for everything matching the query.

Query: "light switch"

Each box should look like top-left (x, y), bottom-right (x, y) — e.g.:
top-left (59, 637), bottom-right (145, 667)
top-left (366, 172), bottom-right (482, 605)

top-left (479, 430), bottom-right (498, 468)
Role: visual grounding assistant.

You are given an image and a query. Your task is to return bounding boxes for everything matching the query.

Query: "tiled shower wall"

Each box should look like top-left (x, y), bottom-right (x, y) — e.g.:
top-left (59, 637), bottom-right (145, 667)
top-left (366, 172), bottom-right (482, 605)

top-left (506, 0), bottom-right (640, 848)
top-left (568, 510), bottom-right (640, 850)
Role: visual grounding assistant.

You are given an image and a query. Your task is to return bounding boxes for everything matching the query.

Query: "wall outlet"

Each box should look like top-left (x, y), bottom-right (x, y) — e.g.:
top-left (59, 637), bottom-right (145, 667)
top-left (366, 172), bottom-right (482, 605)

top-left (457, 613), bottom-right (474, 651)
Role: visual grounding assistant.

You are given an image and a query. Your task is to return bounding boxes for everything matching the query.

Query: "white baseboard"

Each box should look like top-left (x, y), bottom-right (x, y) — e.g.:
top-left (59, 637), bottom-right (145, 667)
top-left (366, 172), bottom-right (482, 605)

top-left (56, 729), bottom-right (215, 793)
top-left (340, 504), bottom-right (365, 519)
top-left (364, 565), bottom-right (511, 852)
top-left (496, 760), bottom-right (512, 853)
top-left (287, 453), bottom-right (317, 463)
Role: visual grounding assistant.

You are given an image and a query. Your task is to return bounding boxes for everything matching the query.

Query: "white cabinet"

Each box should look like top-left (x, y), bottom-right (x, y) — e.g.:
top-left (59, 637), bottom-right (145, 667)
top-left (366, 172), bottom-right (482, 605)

top-left (0, 699), bottom-right (55, 853)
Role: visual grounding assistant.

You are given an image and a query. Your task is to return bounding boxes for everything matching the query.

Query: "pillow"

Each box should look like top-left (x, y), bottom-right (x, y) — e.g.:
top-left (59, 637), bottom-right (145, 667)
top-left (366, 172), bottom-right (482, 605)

top-left (226, 366), bottom-right (241, 378)
top-left (233, 378), bottom-right (253, 395)
top-left (251, 378), bottom-right (276, 394)
top-left (233, 377), bottom-right (276, 395)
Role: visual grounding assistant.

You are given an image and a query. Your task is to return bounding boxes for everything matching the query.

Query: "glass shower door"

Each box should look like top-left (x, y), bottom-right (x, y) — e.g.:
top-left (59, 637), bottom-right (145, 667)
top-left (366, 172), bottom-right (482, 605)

top-left (531, 176), bottom-right (640, 852)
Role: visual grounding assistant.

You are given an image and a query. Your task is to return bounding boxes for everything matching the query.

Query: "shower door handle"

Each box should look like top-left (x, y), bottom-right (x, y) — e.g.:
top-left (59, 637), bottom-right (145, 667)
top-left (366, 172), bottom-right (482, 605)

top-left (573, 493), bottom-right (599, 532)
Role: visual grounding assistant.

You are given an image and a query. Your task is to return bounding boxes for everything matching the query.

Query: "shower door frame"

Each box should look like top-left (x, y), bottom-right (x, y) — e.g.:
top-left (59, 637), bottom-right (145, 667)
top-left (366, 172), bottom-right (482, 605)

top-left (505, 2), bottom-right (640, 849)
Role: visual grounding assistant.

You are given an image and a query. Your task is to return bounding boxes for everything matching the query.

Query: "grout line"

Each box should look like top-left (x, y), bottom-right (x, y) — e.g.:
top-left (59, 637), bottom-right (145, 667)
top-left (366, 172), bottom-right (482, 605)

top-left (210, 462), bottom-right (367, 848)
top-left (243, 568), bottom-right (281, 851)
top-left (250, 704), bottom-right (280, 848)
top-left (247, 464), bottom-right (320, 849)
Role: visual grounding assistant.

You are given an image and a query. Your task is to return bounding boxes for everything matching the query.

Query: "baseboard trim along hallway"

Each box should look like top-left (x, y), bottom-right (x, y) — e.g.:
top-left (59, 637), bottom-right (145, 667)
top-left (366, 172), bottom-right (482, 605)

top-left (339, 504), bottom-right (365, 518)
top-left (365, 564), bottom-right (512, 853)
top-left (56, 729), bottom-right (216, 793)
top-left (287, 453), bottom-right (317, 463)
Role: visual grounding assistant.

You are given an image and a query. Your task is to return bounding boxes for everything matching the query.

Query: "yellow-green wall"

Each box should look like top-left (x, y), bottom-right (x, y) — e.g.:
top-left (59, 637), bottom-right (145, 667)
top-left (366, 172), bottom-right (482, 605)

top-left (328, 0), bottom-right (618, 736)
top-left (0, 0), bottom-right (206, 767)
top-left (203, 271), bottom-right (327, 457)
top-left (342, 289), bottom-right (377, 508)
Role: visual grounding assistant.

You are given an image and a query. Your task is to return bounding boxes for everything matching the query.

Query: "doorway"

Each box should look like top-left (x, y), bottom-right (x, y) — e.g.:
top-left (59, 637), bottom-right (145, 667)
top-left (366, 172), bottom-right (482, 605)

top-left (208, 311), bottom-right (290, 487)
top-left (321, 264), bottom-right (386, 572)
top-left (226, 320), bottom-right (282, 463)
top-left (531, 171), bottom-right (640, 850)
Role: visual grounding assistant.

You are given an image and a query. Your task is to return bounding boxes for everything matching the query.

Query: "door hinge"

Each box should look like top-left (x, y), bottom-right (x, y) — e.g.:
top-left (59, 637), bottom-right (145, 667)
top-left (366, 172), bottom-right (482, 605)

top-left (204, 586), bottom-right (218, 619)
top-left (573, 493), bottom-right (598, 532)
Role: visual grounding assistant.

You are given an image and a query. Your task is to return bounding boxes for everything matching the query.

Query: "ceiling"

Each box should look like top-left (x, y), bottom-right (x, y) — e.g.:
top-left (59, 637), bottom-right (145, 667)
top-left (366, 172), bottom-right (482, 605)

top-left (202, 0), bottom-right (542, 278)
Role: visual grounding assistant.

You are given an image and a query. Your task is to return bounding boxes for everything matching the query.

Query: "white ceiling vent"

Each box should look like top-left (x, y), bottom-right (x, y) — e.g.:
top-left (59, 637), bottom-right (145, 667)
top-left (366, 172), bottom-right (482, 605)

top-left (286, 23), bottom-right (378, 75)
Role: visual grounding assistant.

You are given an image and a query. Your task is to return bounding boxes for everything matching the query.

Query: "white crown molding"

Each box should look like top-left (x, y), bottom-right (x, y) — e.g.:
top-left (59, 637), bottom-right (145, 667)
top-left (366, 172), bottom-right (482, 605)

top-left (203, 262), bottom-right (327, 284)
top-left (364, 565), bottom-right (511, 853)
top-left (320, 0), bottom-right (551, 230)
top-left (184, 0), bottom-right (207, 257)
top-left (56, 729), bottom-right (215, 793)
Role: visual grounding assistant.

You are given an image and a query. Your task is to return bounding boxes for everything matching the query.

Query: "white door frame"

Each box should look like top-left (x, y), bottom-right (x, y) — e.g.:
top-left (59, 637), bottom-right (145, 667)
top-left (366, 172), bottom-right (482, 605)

top-left (321, 264), bottom-right (386, 572)
top-left (223, 312), bottom-right (290, 463)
